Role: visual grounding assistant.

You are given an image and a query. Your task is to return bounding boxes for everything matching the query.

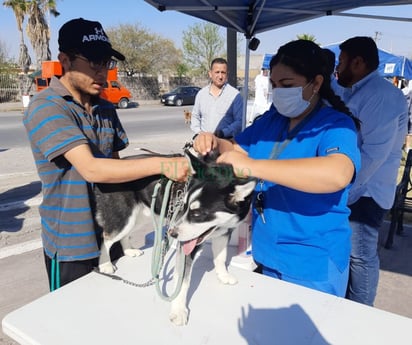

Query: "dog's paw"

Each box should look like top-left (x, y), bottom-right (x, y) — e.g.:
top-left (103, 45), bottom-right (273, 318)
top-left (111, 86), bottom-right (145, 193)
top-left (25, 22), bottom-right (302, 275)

top-left (169, 307), bottom-right (189, 326)
top-left (217, 271), bottom-right (238, 285)
top-left (99, 262), bottom-right (116, 274)
top-left (123, 248), bottom-right (144, 257)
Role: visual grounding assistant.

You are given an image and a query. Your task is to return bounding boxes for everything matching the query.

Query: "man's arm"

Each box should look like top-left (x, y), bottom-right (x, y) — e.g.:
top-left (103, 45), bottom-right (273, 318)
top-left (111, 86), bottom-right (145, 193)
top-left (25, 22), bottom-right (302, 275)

top-left (64, 144), bottom-right (189, 183)
top-left (217, 93), bottom-right (244, 137)
top-left (349, 99), bottom-right (407, 203)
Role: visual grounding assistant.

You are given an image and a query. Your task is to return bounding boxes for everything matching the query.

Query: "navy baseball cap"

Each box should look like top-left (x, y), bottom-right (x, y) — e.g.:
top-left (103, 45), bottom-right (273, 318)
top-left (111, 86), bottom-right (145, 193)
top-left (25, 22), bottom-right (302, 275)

top-left (58, 18), bottom-right (125, 61)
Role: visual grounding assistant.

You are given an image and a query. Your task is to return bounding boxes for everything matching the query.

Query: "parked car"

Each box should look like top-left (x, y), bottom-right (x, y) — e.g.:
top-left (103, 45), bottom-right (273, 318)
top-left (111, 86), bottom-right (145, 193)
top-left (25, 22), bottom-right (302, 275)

top-left (160, 86), bottom-right (201, 106)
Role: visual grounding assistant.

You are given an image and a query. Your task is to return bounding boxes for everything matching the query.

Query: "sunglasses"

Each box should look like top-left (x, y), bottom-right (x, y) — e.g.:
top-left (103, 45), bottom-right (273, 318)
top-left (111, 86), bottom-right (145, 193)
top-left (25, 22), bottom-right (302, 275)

top-left (75, 55), bottom-right (117, 70)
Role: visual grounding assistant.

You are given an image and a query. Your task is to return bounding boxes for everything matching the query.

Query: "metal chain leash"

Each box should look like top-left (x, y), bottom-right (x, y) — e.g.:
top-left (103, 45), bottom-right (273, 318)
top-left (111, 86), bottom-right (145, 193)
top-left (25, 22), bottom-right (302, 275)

top-left (92, 268), bottom-right (156, 287)
top-left (92, 178), bottom-right (190, 291)
top-left (92, 228), bottom-right (173, 288)
top-left (165, 180), bottom-right (189, 229)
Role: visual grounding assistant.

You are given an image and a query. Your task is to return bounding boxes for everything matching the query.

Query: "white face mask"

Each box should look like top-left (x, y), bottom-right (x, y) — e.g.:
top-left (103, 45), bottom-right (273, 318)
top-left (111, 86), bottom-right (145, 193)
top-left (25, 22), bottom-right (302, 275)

top-left (272, 82), bottom-right (312, 118)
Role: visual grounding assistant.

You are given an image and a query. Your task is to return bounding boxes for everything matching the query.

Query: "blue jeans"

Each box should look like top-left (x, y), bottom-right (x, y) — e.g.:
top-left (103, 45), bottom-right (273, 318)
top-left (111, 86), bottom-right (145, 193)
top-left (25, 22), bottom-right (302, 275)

top-left (346, 220), bottom-right (380, 306)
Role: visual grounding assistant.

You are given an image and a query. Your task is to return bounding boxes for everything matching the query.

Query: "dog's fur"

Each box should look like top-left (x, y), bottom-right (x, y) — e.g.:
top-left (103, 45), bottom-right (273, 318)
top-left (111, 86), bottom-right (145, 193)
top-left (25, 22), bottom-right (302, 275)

top-left (93, 149), bottom-right (256, 325)
top-left (183, 109), bottom-right (192, 124)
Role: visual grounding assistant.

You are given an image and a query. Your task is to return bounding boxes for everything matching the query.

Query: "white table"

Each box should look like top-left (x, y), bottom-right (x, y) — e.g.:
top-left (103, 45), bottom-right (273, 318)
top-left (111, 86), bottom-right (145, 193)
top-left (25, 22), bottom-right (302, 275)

top-left (3, 244), bottom-right (412, 345)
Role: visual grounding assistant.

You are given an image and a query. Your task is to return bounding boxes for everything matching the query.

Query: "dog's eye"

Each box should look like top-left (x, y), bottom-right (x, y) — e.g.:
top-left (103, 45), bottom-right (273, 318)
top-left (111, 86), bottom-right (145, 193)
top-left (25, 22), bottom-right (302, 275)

top-left (190, 209), bottom-right (203, 218)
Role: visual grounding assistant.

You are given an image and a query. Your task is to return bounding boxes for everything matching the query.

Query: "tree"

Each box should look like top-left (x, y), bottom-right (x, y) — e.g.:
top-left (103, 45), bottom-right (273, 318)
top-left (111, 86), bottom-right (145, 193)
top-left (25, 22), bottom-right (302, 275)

top-left (25, 0), bottom-right (60, 69)
top-left (296, 33), bottom-right (317, 43)
top-left (176, 63), bottom-right (189, 78)
top-left (0, 39), bottom-right (8, 65)
top-left (3, 0), bottom-right (59, 70)
top-left (182, 22), bottom-right (225, 77)
top-left (106, 23), bottom-right (182, 76)
top-left (3, 0), bottom-right (31, 72)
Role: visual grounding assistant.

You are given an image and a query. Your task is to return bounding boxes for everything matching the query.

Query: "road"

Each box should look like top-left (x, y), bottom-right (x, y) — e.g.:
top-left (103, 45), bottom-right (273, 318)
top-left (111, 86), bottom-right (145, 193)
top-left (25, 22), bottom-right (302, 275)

top-left (0, 104), bottom-right (193, 345)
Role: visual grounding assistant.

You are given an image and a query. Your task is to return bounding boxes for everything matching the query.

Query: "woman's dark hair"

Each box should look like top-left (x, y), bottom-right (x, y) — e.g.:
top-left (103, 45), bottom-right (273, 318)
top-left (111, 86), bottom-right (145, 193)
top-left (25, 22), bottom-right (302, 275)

top-left (269, 39), bottom-right (360, 129)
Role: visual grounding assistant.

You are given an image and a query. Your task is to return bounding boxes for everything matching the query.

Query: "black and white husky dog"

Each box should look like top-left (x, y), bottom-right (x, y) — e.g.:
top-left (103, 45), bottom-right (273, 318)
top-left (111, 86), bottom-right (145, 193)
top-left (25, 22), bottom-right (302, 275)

top-left (93, 149), bottom-right (256, 325)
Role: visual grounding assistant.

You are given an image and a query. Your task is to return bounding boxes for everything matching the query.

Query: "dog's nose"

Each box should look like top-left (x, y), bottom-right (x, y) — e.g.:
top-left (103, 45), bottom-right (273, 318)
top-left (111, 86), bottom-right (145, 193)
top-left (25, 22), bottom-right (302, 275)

top-left (168, 228), bottom-right (178, 238)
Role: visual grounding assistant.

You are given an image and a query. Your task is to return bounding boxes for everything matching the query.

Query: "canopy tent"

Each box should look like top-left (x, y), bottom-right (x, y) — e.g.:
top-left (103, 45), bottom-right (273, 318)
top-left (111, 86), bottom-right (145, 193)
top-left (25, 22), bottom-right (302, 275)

top-left (145, 0), bottom-right (412, 127)
top-left (323, 43), bottom-right (412, 80)
top-left (145, 1), bottom-right (412, 38)
top-left (262, 53), bottom-right (273, 70)
top-left (263, 46), bottom-right (412, 80)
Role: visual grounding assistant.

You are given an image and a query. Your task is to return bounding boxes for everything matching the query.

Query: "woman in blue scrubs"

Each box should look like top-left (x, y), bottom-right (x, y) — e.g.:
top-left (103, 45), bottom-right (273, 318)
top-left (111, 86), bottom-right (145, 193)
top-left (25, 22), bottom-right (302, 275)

top-left (193, 39), bottom-right (361, 297)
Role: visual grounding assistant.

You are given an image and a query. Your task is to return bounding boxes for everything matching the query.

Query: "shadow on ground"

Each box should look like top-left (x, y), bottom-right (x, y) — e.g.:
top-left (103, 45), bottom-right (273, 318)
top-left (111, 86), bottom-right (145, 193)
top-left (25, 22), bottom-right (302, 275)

top-left (0, 181), bottom-right (41, 233)
top-left (379, 221), bottom-right (412, 277)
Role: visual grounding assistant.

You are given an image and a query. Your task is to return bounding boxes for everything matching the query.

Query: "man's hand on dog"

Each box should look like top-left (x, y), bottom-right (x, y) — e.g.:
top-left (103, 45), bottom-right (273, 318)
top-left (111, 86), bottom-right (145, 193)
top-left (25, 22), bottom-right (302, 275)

top-left (161, 156), bottom-right (191, 182)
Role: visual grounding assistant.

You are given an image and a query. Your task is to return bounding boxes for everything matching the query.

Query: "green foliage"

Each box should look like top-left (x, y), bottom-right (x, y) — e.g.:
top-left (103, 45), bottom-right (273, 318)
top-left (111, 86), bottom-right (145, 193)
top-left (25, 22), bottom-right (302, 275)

top-left (296, 33), bottom-right (317, 43)
top-left (176, 63), bottom-right (189, 78)
top-left (0, 40), bottom-right (7, 65)
top-left (182, 23), bottom-right (225, 77)
top-left (0, 39), bottom-right (18, 72)
top-left (106, 23), bottom-right (183, 77)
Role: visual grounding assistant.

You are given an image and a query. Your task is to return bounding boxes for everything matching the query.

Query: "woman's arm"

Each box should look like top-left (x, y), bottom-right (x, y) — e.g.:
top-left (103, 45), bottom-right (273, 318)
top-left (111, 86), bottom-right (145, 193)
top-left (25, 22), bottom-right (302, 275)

top-left (217, 151), bottom-right (355, 193)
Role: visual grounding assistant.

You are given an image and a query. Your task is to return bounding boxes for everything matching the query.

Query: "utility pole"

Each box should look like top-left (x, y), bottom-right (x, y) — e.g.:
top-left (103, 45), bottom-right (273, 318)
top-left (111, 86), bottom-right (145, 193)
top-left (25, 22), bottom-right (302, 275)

top-left (373, 31), bottom-right (382, 42)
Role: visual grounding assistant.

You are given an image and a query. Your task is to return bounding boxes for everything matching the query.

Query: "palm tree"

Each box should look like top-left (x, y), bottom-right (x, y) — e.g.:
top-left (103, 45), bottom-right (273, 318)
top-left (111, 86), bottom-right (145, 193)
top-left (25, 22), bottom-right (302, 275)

top-left (26, 0), bottom-right (59, 69)
top-left (3, 0), bottom-right (31, 72)
top-left (4, 0), bottom-right (59, 70)
top-left (296, 33), bottom-right (317, 43)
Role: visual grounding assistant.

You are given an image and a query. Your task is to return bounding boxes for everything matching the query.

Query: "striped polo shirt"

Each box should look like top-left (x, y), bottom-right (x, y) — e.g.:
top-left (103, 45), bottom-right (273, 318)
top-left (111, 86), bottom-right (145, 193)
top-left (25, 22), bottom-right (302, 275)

top-left (23, 76), bottom-right (128, 262)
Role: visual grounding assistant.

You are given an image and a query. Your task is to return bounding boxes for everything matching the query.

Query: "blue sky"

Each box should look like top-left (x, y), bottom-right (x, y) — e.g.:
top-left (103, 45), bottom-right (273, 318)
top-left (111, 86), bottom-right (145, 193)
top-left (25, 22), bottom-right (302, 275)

top-left (1, 1), bottom-right (412, 60)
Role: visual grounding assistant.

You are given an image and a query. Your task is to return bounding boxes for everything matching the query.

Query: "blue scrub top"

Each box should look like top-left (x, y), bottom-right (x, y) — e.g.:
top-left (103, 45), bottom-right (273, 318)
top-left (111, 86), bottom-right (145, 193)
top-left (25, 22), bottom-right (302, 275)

top-left (235, 104), bottom-right (361, 281)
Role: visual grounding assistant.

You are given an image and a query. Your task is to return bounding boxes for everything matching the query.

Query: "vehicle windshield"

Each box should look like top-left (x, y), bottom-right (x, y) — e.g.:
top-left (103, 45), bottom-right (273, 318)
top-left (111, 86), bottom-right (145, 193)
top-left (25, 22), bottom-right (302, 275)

top-left (172, 87), bottom-right (184, 93)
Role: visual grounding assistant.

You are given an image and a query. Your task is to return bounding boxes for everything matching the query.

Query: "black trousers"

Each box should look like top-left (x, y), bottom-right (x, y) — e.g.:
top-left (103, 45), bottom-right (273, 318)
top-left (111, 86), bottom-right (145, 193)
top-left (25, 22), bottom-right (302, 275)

top-left (43, 241), bottom-right (124, 290)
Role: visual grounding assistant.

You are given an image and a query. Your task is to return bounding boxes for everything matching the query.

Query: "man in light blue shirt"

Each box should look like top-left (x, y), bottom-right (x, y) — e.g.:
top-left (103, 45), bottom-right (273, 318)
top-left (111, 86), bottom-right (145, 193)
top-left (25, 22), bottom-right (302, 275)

top-left (334, 36), bottom-right (408, 306)
top-left (402, 81), bottom-right (412, 152)
top-left (190, 57), bottom-right (243, 139)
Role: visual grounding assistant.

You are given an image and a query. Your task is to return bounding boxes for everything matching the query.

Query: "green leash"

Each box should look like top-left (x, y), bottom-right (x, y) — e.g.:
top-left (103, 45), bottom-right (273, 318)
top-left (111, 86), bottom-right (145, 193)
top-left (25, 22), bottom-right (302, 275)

top-left (50, 254), bottom-right (60, 291)
top-left (150, 179), bottom-right (186, 301)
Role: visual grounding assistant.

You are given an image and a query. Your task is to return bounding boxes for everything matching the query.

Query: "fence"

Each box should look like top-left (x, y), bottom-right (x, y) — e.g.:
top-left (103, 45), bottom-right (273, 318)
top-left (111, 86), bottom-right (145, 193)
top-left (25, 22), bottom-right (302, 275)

top-left (0, 72), bottom-right (34, 103)
top-left (0, 72), bottom-right (250, 104)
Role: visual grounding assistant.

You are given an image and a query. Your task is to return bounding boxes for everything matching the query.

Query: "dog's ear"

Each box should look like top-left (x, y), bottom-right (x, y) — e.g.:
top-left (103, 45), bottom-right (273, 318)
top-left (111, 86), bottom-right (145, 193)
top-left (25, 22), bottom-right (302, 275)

top-left (184, 148), bottom-right (206, 176)
top-left (185, 148), bottom-right (237, 186)
top-left (203, 149), bottom-right (219, 163)
top-left (184, 148), bottom-right (220, 172)
top-left (230, 180), bottom-right (257, 203)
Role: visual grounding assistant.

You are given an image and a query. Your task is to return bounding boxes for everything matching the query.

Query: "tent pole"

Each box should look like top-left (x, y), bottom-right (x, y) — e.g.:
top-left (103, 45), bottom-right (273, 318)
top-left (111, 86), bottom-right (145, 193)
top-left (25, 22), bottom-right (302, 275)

top-left (227, 28), bottom-right (238, 88)
top-left (242, 38), bottom-right (250, 130)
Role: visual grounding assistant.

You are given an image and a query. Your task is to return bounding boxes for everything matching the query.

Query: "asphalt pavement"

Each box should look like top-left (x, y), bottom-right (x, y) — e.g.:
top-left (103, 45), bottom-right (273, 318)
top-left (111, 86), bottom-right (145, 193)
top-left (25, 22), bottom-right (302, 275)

top-left (1, 102), bottom-right (412, 345)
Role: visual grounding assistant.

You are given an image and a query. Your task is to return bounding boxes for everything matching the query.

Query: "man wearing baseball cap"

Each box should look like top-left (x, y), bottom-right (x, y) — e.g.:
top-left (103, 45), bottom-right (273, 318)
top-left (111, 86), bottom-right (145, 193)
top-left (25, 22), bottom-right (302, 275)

top-left (23, 18), bottom-right (189, 290)
top-left (58, 17), bottom-right (125, 62)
